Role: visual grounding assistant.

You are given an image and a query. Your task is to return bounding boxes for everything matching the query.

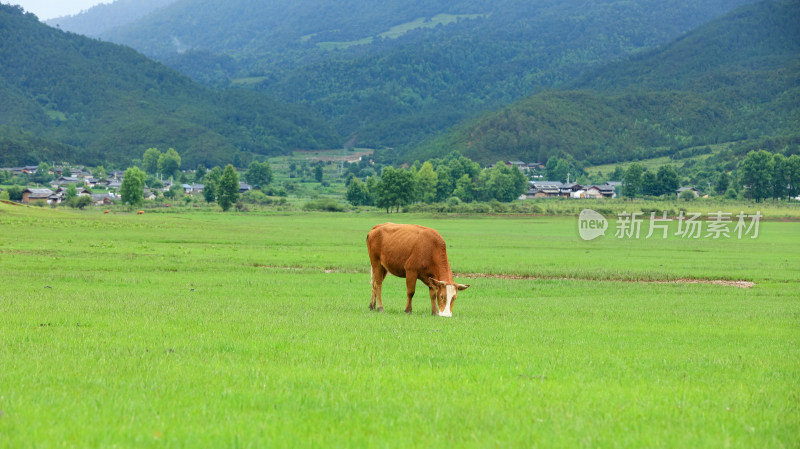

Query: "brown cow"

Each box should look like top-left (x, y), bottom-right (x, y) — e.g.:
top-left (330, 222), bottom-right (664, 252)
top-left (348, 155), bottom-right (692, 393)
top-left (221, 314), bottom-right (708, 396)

top-left (367, 223), bottom-right (469, 317)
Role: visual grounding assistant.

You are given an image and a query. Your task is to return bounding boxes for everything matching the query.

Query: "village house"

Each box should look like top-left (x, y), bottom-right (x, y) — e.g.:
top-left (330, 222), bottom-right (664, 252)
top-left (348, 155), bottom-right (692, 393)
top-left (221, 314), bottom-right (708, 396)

top-left (182, 183), bottom-right (204, 194)
top-left (524, 181), bottom-right (617, 199)
top-left (21, 188), bottom-right (54, 204)
top-left (677, 186), bottom-right (700, 198)
top-left (584, 184), bottom-right (616, 199)
top-left (51, 176), bottom-right (81, 187)
top-left (91, 193), bottom-right (117, 206)
top-left (525, 181), bottom-right (564, 199)
top-left (1, 166), bottom-right (40, 176)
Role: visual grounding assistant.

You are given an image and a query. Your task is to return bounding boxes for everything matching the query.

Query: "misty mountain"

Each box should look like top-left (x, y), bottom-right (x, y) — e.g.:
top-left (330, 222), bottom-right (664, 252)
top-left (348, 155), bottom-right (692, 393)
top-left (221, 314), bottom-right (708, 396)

top-left (45, 0), bottom-right (178, 37)
top-left (0, 4), bottom-right (339, 168)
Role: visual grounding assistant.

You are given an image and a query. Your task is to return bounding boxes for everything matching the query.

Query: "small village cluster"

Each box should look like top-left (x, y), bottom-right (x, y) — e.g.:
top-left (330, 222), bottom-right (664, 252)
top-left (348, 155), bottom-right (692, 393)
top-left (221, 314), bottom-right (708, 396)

top-left (2, 165), bottom-right (256, 205)
top-left (521, 180), bottom-right (700, 200)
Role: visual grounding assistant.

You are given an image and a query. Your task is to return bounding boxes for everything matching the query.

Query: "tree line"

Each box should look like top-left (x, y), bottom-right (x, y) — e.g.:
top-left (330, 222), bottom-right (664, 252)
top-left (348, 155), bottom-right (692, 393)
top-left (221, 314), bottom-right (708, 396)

top-left (118, 148), bottom-right (276, 211)
top-left (346, 153), bottom-right (528, 212)
top-left (614, 150), bottom-right (800, 202)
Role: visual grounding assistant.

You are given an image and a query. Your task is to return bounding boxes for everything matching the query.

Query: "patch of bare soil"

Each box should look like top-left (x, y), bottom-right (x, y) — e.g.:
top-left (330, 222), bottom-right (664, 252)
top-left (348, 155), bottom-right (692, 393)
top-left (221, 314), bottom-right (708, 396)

top-left (454, 273), bottom-right (755, 288)
top-left (651, 279), bottom-right (755, 288)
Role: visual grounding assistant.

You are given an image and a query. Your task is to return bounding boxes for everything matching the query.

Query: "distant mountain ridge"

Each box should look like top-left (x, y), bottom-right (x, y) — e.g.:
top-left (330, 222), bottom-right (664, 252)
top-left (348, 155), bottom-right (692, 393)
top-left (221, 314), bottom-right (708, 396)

top-left (46, 0), bottom-right (177, 36)
top-left (73, 0), bottom-right (757, 150)
top-left (0, 3), bottom-right (339, 167)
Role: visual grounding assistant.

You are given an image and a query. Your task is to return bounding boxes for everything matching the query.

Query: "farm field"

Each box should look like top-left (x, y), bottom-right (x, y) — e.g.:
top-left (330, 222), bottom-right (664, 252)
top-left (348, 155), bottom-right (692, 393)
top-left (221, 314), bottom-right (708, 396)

top-left (0, 203), bottom-right (798, 448)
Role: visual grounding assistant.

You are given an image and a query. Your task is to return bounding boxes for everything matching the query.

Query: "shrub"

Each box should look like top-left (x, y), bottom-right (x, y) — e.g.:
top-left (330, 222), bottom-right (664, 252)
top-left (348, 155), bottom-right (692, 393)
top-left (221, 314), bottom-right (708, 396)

top-left (6, 185), bottom-right (22, 201)
top-left (679, 190), bottom-right (696, 202)
top-left (243, 190), bottom-right (272, 205)
top-left (67, 195), bottom-right (93, 209)
top-left (303, 198), bottom-right (346, 212)
top-left (489, 200), bottom-right (507, 213)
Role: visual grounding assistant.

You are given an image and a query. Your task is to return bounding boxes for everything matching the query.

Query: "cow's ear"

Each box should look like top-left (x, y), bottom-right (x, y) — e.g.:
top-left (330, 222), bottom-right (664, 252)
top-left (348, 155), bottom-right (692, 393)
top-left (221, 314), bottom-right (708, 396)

top-left (429, 277), bottom-right (446, 286)
top-left (456, 284), bottom-right (470, 291)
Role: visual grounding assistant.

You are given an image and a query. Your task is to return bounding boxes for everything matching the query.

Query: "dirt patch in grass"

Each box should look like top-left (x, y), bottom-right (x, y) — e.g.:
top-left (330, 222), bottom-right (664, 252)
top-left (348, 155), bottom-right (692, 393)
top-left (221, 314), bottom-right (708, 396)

top-left (257, 265), bottom-right (755, 288)
top-left (454, 272), bottom-right (755, 288)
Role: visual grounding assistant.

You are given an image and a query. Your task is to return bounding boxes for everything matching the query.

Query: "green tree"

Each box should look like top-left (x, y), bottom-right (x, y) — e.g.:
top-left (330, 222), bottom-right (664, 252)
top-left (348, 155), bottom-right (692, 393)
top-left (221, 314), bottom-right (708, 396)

top-left (656, 165), bottom-right (680, 196)
top-left (203, 166), bottom-right (223, 204)
top-left (120, 166), bottom-right (146, 208)
top-left (65, 184), bottom-right (78, 203)
top-left (772, 153), bottom-right (788, 200)
top-left (376, 167), bottom-right (416, 213)
top-left (217, 164), bottom-right (240, 211)
top-left (164, 184), bottom-right (184, 199)
top-left (452, 174), bottom-right (475, 203)
top-left (641, 171), bottom-right (659, 196)
top-left (434, 164), bottom-right (454, 202)
top-left (486, 162), bottom-right (528, 202)
top-left (416, 161), bottom-right (438, 203)
top-left (740, 150), bottom-right (773, 202)
top-left (346, 178), bottom-right (372, 206)
top-left (787, 155), bottom-right (800, 198)
top-left (245, 161), bottom-right (272, 187)
top-left (546, 156), bottom-right (570, 182)
top-left (94, 166), bottom-right (107, 181)
top-left (610, 166), bottom-right (625, 181)
top-left (33, 162), bottom-right (52, 184)
top-left (314, 165), bottom-right (323, 183)
top-left (142, 148), bottom-right (161, 175)
top-left (622, 163), bottom-right (644, 198)
top-left (195, 165), bottom-right (207, 182)
top-left (714, 172), bottom-right (730, 195)
top-left (203, 180), bottom-right (217, 204)
top-left (157, 148), bottom-right (181, 178)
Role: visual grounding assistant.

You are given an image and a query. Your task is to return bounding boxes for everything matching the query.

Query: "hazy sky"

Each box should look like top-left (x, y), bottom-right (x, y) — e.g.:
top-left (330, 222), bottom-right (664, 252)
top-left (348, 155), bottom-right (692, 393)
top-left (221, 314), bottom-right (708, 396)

top-left (11, 0), bottom-right (108, 20)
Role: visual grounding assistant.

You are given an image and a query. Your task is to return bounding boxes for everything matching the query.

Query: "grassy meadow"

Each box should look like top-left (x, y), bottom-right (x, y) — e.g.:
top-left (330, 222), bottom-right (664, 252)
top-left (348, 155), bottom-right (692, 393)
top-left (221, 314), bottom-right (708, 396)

top-left (0, 202), bottom-right (798, 448)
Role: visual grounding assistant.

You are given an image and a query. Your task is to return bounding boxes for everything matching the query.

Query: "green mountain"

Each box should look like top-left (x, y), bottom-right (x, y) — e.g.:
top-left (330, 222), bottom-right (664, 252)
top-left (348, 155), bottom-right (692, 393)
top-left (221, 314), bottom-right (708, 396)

top-left (0, 4), bottom-right (339, 168)
top-left (409, 0), bottom-right (800, 165)
top-left (90, 0), bottom-right (756, 150)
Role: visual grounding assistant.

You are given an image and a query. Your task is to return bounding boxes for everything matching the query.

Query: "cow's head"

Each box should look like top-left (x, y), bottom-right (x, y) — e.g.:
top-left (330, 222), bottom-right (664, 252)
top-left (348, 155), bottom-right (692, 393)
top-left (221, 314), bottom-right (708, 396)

top-left (430, 278), bottom-right (470, 317)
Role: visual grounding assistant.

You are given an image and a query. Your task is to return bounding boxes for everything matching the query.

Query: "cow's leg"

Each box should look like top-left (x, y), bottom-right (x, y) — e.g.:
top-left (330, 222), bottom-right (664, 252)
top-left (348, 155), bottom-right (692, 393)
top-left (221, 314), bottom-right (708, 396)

top-left (404, 272), bottom-right (417, 314)
top-left (429, 287), bottom-right (438, 315)
top-left (370, 263), bottom-right (387, 312)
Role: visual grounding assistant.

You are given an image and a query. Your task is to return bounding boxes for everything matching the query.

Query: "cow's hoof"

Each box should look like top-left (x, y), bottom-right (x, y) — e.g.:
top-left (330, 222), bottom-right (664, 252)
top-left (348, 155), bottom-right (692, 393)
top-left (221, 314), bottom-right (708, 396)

top-left (377, 306), bottom-right (384, 312)
top-left (369, 304), bottom-right (375, 311)
top-left (405, 309), bottom-right (412, 314)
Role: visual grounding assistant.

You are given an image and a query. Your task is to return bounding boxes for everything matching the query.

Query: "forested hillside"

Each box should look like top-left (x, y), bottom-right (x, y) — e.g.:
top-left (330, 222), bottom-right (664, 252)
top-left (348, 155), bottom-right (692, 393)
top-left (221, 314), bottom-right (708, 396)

top-left (92, 0), bottom-right (756, 150)
top-left (0, 4), bottom-right (339, 168)
top-left (409, 0), bottom-right (800, 166)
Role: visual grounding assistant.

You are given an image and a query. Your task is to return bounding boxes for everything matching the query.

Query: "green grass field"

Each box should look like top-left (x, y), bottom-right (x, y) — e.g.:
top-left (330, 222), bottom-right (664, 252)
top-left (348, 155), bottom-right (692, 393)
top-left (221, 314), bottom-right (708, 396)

top-left (1, 203), bottom-right (798, 448)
